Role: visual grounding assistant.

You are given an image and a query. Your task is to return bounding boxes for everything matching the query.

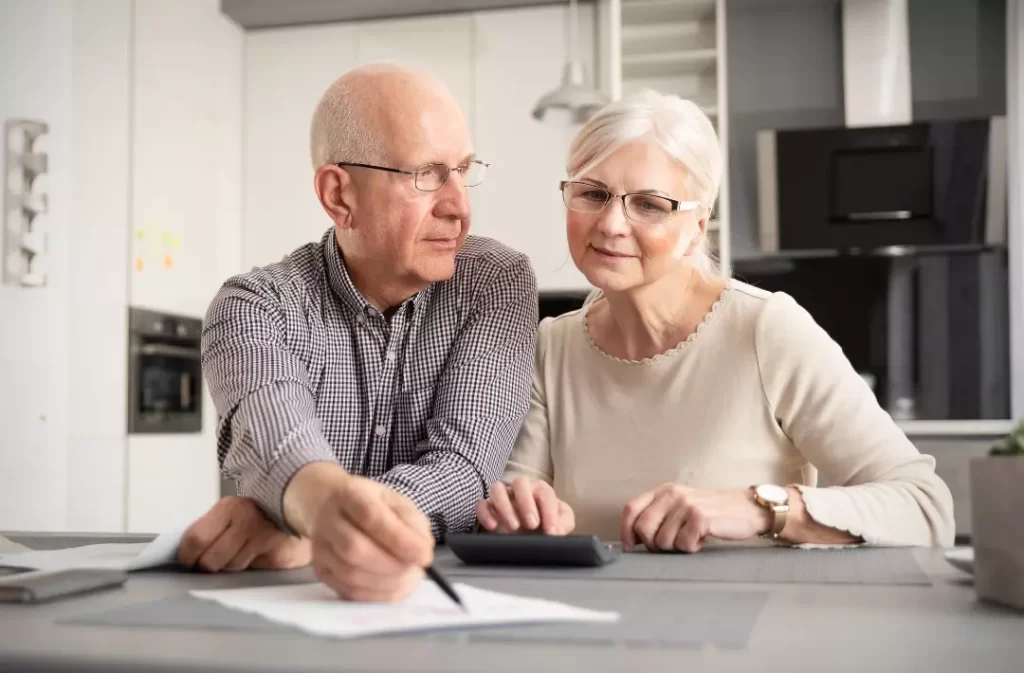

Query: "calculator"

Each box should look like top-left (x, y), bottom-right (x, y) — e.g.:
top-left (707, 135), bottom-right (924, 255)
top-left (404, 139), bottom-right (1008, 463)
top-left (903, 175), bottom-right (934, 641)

top-left (446, 533), bottom-right (619, 567)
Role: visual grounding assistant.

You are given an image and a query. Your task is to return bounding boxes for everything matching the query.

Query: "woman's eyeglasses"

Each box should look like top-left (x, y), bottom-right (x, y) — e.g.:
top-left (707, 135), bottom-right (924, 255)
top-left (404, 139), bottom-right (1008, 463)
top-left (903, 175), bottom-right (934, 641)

top-left (560, 180), bottom-right (701, 226)
top-left (336, 160), bottom-right (489, 192)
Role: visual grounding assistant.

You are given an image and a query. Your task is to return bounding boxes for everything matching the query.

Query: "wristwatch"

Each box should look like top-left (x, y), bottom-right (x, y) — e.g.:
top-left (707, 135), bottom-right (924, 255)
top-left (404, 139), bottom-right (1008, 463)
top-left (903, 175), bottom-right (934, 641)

top-left (751, 484), bottom-right (790, 540)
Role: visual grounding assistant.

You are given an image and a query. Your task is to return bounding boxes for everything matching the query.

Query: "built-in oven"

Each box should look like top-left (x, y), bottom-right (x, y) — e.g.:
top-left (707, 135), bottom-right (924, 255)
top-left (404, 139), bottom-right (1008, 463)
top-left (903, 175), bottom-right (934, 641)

top-left (127, 307), bottom-right (203, 434)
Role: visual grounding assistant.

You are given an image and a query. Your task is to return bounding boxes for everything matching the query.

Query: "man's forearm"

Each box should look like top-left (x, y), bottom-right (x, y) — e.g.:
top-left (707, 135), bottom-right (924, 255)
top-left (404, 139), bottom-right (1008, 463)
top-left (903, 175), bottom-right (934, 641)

top-left (220, 383), bottom-right (337, 528)
top-left (373, 450), bottom-right (487, 539)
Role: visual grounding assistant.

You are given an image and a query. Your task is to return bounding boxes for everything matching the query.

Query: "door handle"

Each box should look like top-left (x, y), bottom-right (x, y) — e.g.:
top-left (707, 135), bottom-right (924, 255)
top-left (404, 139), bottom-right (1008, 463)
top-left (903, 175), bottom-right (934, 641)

top-left (137, 344), bottom-right (201, 359)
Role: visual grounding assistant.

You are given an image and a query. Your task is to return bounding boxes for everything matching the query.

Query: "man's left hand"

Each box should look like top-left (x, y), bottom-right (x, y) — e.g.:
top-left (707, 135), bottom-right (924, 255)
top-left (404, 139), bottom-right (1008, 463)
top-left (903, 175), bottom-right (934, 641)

top-left (177, 496), bottom-right (312, 572)
top-left (620, 484), bottom-right (772, 553)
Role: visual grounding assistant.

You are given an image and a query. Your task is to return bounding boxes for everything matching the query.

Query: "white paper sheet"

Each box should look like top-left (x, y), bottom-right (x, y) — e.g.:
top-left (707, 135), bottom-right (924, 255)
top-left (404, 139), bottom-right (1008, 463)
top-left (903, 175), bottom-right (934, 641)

top-left (0, 521), bottom-right (188, 572)
top-left (191, 580), bottom-right (620, 639)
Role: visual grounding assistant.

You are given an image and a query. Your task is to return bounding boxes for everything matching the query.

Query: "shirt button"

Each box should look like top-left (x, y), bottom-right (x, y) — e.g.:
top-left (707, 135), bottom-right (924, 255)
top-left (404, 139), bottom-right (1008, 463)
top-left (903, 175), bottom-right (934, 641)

top-left (374, 424), bottom-right (386, 437)
top-left (385, 351), bottom-right (395, 363)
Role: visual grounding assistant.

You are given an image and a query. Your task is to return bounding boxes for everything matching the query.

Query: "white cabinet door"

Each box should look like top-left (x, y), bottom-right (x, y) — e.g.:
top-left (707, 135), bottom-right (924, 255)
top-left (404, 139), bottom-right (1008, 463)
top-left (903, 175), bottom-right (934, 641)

top-left (244, 24), bottom-right (359, 270)
top-left (127, 0), bottom-right (242, 533)
top-left (473, 5), bottom-right (596, 292)
top-left (131, 0), bottom-right (242, 319)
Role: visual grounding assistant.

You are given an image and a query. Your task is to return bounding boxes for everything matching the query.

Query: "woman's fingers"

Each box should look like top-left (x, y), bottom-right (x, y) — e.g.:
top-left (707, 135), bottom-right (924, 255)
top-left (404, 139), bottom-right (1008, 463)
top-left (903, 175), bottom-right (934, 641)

top-left (475, 498), bottom-right (500, 531)
top-left (654, 500), bottom-right (690, 551)
top-left (511, 477), bottom-right (541, 530)
top-left (488, 482), bottom-right (520, 531)
top-left (532, 482), bottom-right (562, 535)
top-left (621, 489), bottom-right (657, 551)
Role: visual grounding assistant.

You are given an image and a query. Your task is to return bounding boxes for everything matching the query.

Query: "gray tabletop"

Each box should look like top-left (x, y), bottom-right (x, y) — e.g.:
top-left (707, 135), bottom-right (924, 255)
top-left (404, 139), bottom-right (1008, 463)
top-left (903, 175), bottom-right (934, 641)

top-left (0, 533), bottom-right (1021, 673)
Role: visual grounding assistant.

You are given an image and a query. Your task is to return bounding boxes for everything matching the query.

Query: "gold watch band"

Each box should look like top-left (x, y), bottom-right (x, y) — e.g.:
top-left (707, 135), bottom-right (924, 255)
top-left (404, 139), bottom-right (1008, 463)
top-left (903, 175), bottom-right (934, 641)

top-left (765, 502), bottom-right (789, 539)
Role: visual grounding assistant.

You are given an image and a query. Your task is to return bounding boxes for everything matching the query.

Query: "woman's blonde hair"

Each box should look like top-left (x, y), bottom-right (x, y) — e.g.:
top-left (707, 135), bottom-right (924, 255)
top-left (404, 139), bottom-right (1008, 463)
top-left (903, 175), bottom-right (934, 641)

top-left (566, 89), bottom-right (724, 278)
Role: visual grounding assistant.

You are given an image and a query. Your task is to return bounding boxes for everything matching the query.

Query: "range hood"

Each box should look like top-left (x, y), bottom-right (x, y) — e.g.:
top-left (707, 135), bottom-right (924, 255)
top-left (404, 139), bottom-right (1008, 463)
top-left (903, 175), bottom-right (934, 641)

top-left (841, 0), bottom-right (913, 127)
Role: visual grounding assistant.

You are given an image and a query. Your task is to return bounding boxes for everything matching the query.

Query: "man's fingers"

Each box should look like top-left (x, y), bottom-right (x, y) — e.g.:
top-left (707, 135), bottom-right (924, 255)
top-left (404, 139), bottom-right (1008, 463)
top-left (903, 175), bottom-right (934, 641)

top-left (328, 559), bottom-right (424, 593)
top-left (511, 478), bottom-right (541, 530)
top-left (313, 533), bottom-right (423, 603)
top-left (223, 535), bottom-right (262, 572)
top-left (384, 488), bottom-right (434, 542)
top-left (488, 483), bottom-right (520, 531)
top-left (195, 521), bottom-right (249, 572)
top-left (324, 515), bottom-right (414, 577)
top-left (177, 511), bottom-right (231, 568)
top-left (251, 535), bottom-right (312, 570)
top-left (620, 490), bottom-right (657, 551)
top-left (344, 490), bottom-right (432, 568)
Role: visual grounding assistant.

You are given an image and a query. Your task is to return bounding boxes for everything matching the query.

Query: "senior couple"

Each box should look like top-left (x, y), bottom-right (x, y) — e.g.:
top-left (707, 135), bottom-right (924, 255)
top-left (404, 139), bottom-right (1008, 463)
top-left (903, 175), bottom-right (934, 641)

top-left (177, 64), bottom-right (954, 602)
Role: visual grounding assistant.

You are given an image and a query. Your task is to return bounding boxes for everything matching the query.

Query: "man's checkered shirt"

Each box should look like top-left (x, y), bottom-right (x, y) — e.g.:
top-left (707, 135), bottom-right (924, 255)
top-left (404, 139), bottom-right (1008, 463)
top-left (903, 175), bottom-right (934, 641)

top-left (201, 229), bottom-right (538, 538)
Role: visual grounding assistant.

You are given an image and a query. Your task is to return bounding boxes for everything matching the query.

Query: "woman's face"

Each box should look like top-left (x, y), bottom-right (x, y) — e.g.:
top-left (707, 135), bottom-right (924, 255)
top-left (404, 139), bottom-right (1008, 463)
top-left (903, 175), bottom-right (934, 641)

top-left (565, 141), bottom-right (704, 293)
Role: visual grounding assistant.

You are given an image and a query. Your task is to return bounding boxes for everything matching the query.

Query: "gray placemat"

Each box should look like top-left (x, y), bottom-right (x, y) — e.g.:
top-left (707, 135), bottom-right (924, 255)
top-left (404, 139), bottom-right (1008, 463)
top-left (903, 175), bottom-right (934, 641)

top-left (434, 545), bottom-right (932, 586)
top-left (63, 579), bottom-right (768, 650)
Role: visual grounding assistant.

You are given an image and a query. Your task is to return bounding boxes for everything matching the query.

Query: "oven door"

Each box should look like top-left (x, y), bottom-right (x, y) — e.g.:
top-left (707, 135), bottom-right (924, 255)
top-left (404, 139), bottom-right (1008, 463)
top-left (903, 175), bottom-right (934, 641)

top-left (128, 342), bottom-right (203, 433)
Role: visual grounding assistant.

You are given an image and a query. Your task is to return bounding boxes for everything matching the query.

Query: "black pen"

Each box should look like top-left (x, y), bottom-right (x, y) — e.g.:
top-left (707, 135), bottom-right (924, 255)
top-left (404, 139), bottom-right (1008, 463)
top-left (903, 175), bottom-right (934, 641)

top-left (425, 566), bottom-right (466, 613)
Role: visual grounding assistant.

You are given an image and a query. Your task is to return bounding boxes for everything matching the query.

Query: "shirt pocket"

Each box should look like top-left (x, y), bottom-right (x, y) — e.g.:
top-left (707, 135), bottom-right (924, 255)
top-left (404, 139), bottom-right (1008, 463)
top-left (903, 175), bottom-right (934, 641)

top-left (394, 386), bottom-right (436, 445)
top-left (400, 341), bottom-right (448, 393)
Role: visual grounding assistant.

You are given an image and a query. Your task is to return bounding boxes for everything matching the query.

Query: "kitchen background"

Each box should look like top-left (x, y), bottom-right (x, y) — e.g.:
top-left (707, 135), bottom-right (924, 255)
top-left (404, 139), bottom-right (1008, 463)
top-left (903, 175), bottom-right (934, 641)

top-left (1, 0), bottom-right (1021, 542)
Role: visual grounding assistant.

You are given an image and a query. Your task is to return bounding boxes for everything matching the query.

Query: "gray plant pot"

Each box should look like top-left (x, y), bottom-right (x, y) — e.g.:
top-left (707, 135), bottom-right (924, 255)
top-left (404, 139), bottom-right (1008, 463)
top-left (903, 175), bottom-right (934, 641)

top-left (969, 456), bottom-right (1024, 611)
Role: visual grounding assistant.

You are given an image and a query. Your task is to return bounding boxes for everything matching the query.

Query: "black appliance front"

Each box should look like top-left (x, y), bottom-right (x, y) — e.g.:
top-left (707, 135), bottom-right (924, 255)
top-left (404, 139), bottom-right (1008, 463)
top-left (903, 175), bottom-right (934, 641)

top-left (127, 307), bottom-right (203, 434)
top-left (757, 117), bottom-right (1007, 252)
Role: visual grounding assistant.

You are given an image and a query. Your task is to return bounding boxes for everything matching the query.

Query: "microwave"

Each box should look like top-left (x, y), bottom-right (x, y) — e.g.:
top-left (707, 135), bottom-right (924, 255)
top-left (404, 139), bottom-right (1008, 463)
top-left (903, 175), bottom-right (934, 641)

top-left (756, 117), bottom-right (1007, 252)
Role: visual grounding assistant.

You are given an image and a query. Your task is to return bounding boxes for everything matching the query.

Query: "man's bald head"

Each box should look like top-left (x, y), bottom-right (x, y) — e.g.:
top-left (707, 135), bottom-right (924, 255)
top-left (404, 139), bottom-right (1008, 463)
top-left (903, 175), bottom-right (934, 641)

top-left (309, 64), bottom-right (464, 170)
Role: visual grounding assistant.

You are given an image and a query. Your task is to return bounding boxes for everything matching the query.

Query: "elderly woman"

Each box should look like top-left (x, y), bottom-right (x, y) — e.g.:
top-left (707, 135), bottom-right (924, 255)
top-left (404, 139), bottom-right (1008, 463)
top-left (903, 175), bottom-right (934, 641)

top-left (475, 91), bottom-right (954, 552)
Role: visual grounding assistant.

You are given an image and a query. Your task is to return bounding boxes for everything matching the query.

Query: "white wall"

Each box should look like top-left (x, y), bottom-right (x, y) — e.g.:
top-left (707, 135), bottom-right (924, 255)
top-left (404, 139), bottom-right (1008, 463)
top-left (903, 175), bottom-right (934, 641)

top-left (0, 0), bottom-right (73, 531)
top-left (472, 4), bottom-right (593, 291)
top-left (243, 4), bottom-right (596, 291)
top-left (0, 0), bottom-right (243, 534)
top-left (126, 0), bottom-right (243, 533)
top-left (243, 23), bottom-right (358, 269)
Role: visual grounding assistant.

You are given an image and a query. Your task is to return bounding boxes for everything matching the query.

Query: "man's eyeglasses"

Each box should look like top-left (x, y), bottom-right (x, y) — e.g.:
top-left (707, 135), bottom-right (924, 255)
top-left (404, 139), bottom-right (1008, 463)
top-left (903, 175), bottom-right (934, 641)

top-left (336, 160), bottom-right (489, 192)
top-left (560, 180), bottom-right (701, 226)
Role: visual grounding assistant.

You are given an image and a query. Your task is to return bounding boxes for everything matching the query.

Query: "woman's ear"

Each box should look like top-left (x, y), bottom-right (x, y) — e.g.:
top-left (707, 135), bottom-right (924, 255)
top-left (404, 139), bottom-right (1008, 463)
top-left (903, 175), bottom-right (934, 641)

top-left (314, 164), bottom-right (356, 229)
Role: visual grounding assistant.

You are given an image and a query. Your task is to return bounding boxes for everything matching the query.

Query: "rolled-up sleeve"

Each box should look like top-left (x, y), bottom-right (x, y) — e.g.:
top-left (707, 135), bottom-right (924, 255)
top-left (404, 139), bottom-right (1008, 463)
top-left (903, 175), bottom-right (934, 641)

top-left (374, 257), bottom-right (538, 538)
top-left (202, 274), bottom-right (336, 527)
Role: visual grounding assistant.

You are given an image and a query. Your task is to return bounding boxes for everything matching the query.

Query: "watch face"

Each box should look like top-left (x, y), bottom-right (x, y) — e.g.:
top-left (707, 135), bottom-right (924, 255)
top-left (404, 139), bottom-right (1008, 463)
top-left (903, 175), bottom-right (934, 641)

top-left (755, 484), bottom-right (788, 504)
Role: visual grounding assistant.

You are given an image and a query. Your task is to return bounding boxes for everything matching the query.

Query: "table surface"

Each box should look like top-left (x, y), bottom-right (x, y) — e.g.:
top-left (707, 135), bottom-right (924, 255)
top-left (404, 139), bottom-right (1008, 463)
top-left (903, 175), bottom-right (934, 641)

top-left (1, 533), bottom-right (1021, 673)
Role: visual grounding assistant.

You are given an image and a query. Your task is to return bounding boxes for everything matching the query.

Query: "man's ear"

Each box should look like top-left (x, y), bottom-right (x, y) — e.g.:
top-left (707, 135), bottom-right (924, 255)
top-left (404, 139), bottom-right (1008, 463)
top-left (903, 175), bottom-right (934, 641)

top-left (314, 164), bottom-right (356, 229)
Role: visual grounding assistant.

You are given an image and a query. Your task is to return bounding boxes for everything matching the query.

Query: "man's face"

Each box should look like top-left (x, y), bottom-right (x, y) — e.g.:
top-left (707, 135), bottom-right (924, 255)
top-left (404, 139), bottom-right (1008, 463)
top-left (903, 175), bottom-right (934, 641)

top-left (348, 94), bottom-right (475, 287)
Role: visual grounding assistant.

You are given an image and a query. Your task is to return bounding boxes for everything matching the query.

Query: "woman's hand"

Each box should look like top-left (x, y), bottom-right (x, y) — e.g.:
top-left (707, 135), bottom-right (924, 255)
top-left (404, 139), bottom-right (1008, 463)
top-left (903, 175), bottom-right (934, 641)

top-left (475, 477), bottom-right (576, 535)
top-left (620, 484), bottom-right (772, 552)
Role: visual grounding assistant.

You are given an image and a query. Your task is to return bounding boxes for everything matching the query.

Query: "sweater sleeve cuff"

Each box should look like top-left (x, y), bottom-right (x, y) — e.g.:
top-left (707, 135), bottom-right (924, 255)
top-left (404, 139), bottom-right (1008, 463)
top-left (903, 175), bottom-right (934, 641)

top-left (245, 426), bottom-right (337, 534)
top-left (792, 484), bottom-right (874, 546)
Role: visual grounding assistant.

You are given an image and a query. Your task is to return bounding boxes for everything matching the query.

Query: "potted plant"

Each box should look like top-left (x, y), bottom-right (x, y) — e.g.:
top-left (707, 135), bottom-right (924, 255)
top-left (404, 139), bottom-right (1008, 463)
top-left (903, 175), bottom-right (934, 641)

top-left (969, 420), bottom-right (1024, 611)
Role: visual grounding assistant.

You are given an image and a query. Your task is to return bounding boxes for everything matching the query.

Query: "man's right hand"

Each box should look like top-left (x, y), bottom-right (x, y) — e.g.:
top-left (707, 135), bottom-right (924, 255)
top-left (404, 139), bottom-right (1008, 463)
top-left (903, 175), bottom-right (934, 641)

top-left (177, 496), bottom-right (312, 572)
top-left (283, 462), bottom-right (434, 602)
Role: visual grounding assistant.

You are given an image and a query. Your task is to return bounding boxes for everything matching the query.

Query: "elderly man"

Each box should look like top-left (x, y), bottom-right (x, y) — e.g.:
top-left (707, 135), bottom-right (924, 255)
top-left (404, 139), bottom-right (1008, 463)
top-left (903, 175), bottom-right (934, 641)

top-left (176, 64), bottom-right (537, 601)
